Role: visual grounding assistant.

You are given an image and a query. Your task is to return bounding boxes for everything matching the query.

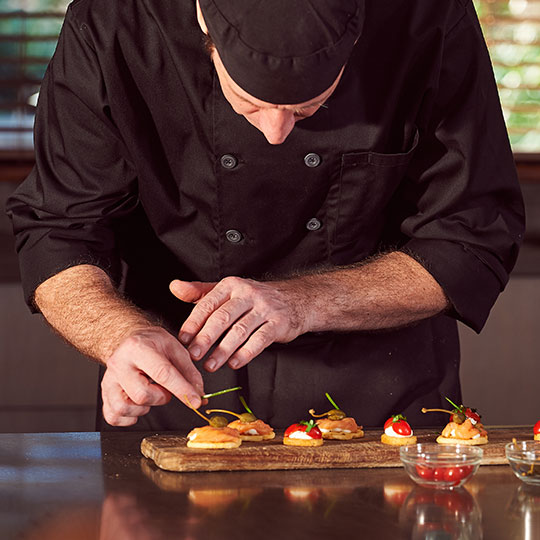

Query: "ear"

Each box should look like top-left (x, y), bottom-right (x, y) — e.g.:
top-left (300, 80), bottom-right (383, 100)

top-left (196, 0), bottom-right (209, 34)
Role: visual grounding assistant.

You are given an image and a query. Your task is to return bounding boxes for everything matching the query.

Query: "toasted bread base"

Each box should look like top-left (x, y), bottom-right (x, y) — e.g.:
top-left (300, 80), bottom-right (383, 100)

top-left (283, 436), bottom-right (323, 447)
top-left (352, 429), bottom-right (365, 439)
top-left (381, 434), bottom-right (417, 446)
top-left (436, 435), bottom-right (488, 446)
top-left (535, 434), bottom-right (540, 441)
top-left (239, 432), bottom-right (276, 442)
top-left (187, 439), bottom-right (242, 449)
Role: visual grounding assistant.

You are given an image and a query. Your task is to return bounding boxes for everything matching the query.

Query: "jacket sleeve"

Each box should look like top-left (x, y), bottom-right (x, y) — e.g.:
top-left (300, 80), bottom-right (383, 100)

top-left (398, 1), bottom-right (525, 333)
top-left (6, 6), bottom-right (137, 311)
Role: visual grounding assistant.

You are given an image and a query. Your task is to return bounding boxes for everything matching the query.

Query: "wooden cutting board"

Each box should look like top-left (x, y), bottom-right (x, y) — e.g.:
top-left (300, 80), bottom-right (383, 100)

top-left (140, 427), bottom-right (531, 472)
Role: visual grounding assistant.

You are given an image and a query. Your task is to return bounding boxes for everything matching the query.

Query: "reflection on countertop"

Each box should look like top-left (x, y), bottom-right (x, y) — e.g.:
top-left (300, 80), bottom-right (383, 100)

top-left (3, 432), bottom-right (540, 540)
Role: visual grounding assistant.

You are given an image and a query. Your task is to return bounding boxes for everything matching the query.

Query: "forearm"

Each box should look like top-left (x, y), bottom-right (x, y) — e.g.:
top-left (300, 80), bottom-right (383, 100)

top-left (284, 251), bottom-right (450, 333)
top-left (34, 264), bottom-right (154, 362)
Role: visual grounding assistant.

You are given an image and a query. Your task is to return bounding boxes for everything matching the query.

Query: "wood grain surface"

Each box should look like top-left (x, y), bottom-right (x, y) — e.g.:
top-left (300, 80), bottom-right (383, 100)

top-left (140, 427), bottom-right (531, 472)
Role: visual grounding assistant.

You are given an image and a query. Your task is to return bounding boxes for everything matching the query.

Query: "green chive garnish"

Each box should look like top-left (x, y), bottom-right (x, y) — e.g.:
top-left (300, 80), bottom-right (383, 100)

top-left (325, 392), bottom-right (340, 410)
top-left (445, 396), bottom-right (461, 411)
top-left (202, 386), bottom-right (242, 399)
top-left (239, 395), bottom-right (253, 415)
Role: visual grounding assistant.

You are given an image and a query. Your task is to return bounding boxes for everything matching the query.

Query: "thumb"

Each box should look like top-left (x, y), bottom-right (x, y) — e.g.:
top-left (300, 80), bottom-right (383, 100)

top-left (169, 279), bottom-right (216, 303)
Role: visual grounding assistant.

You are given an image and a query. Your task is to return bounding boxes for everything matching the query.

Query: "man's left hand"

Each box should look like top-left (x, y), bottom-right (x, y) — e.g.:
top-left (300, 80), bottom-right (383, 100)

top-left (169, 277), bottom-right (309, 372)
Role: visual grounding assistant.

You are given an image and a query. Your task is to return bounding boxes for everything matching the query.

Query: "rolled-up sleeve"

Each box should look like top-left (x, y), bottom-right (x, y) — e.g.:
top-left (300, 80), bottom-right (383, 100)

top-left (6, 7), bottom-right (137, 310)
top-left (399, 3), bottom-right (525, 332)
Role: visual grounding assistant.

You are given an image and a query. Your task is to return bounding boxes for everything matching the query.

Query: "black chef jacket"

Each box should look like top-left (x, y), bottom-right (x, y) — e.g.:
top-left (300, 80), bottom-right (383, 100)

top-left (7, 0), bottom-right (525, 431)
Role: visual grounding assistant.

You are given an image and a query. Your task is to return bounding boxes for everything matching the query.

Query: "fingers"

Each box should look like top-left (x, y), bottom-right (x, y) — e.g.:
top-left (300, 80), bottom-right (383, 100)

top-left (169, 279), bottom-right (216, 303)
top-left (117, 360), bottom-right (172, 406)
top-left (205, 321), bottom-right (276, 372)
top-left (162, 336), bottom-right (205, 396)
top-left (186, 297), bottom-right (252, 362)
top-left (227, 322), bottom-right (276, 369)
top-left (101, 377), bottom-right (167, 427)
top-left (177, 280), bottom-right (232, 345)
top-left (138, 346), bottom-right (203, 409)
top-left (102, 327), bottom-right (206, 427)
top-left (200, 310), bottom-right (266, 371)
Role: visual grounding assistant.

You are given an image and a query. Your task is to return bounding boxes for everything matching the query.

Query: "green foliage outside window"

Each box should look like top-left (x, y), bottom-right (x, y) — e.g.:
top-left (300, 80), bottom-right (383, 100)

top-left (474, 0), bottom-right (540, 152)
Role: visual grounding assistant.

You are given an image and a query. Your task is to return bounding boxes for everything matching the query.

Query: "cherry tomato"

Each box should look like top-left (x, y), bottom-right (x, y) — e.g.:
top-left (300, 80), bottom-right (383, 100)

top-left (443, 466), bottom-right (473, 485)
top-left (465, 408), bottom-right (481, 423)
top-left (415, 464), bottom-right (434, 480)
top-left (443, 467), bottom-right (463, 485)
top-left (384, 415), bottom-right (412, 436)
top-left (534, 420), bottom-right (540, 435)
top-left (284, 423), bottom-right (322, 439)
top-left (432, 467), bottom-right (446, 481)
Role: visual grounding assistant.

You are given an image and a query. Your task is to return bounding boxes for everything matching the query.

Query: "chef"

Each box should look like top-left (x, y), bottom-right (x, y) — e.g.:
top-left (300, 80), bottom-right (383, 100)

top-left (7, 0), bottom-right (524, 430)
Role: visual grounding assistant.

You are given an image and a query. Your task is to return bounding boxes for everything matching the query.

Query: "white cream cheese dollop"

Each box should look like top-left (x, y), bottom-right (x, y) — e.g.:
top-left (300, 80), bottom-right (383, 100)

top-left (320, 428), bottom-right (352, 434)
top-left (385, 426), bottom-right (412, 439)
top-left (288, 431), bottom-right (314, 440)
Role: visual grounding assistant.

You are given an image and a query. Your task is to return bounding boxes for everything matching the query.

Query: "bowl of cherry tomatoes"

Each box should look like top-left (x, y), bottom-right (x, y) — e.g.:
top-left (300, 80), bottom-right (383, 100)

top-left (400, 444), bottom-right (483, 489)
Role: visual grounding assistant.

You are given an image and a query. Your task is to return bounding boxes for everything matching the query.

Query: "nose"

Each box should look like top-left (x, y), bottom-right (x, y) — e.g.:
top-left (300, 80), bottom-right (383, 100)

top-left (257, 108), bottom-right (296, 145)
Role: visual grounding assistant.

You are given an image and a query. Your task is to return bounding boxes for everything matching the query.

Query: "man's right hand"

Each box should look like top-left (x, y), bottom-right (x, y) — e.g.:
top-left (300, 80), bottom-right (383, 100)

top-left (101, 327), bottom-right (205, 426)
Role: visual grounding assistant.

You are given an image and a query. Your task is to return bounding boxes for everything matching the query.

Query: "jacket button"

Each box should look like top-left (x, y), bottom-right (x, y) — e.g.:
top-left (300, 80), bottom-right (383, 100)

top-left (306, 218), bottom-right (322, 231)
top-left (304, 152), bottom-right (321, 168)
top-left (220, 154), bottom-right (238, 169)
top-left (225, 229), bottom-right (243, 243)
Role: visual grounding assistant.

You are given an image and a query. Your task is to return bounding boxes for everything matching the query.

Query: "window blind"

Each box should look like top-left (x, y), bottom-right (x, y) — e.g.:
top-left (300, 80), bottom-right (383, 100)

top-left (0, 8), bottom-right (65, 152)
top-left (474, 0), bottom-right (540, 153)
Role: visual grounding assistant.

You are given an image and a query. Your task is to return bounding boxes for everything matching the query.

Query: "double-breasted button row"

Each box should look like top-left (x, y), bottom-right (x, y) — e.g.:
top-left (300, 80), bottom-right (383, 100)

top-left (225, 221), bottom-right (321, 243)
top-left (220, 153), bottom-right (321, 170)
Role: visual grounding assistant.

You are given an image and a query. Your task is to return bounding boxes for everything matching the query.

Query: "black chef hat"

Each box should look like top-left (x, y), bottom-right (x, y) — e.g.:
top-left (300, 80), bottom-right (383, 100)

top-left (199, 0), bottom-right (365, 104)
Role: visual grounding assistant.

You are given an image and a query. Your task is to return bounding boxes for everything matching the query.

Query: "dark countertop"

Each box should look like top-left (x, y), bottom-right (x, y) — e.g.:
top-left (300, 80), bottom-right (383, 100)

top-left (1, 432), bottom-right (539, 539)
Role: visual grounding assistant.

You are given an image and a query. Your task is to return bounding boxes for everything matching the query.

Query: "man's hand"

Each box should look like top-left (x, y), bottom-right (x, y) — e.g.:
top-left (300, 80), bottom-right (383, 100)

top-left (169, 277), bottom-right (309, 373)
top-left (169, 253), bottom-right (449, 374)
top-left (34, 265), bottom-right (210, 428)
top-left (101, 327), bottom-right (205, 426)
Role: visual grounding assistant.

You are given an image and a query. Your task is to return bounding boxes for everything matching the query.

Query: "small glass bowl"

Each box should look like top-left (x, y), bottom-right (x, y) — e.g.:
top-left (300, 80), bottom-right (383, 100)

top-left (400, 444), bottom-right (483, 489)
top-left (505, 440), bottom-right (540, 486)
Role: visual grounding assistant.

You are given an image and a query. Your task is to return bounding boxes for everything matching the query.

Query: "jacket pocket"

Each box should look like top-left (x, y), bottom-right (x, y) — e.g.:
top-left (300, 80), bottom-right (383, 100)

top-left (328, 129), bottom-right (419, 263)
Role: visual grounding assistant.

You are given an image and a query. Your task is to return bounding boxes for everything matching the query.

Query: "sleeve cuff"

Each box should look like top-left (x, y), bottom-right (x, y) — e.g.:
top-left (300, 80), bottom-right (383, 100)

top-left (17, 236), bottom-right (122, 313)
top-left (400, 238), bottom-right (506, 333)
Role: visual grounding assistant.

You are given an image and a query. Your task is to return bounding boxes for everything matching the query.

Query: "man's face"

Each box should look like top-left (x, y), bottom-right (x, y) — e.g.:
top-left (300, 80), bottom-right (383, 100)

top-left (196, 0), bottom-right (344, 145)
top-left (211, 50), bottom-right (344, 145)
